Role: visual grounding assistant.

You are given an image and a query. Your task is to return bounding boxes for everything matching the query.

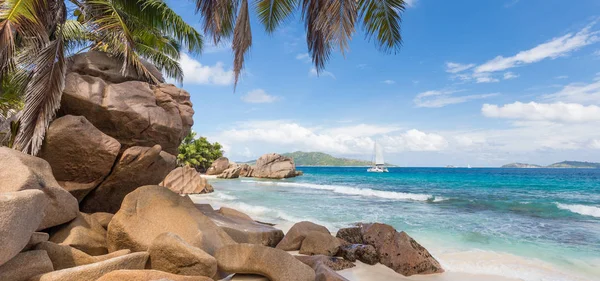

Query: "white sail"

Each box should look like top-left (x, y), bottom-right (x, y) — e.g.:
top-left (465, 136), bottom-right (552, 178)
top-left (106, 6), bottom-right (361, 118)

top-left (375, 142), bottom-right (385, 165)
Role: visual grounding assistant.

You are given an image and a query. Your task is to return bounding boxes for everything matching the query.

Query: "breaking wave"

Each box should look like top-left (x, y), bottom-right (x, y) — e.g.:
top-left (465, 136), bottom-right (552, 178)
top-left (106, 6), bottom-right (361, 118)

top-left (556, 203), bottom-right (600, 218)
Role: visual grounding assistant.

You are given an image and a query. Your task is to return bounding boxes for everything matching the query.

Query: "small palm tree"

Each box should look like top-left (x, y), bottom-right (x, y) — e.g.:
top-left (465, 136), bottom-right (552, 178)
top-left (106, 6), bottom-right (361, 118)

top-left (0, 0), bottom-right (203, 154)
top-left (193, 0), bottom-right (406, 85)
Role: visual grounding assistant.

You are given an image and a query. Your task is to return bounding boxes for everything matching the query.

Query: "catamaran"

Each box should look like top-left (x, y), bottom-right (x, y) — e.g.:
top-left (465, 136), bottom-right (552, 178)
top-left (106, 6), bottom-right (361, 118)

top-left (367, 142), bottom-right (389, 172)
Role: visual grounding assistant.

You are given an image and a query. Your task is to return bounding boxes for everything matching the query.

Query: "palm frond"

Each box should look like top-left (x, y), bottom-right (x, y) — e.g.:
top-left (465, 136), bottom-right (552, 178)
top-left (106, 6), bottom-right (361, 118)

top-left (358, 0), bottom-right (404, 52)
top-left (302, 0), bottom-right (331, 73)
top-left (13, 28), bottom-right (66, 154)
top-left (324, 0), bottom-right (356, 54)
top-left (194, 0), bottom-right (237, 44)
top-left (256, 0), bottom-right (298, 33)
top-left (232, 0), bottom-right (251, 88)
top-left (134, 42), bottom-right (183, 83)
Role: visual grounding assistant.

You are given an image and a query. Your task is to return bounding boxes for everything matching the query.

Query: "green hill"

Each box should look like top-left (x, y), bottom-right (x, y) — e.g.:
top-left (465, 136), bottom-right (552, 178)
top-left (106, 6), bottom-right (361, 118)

top-left (501, 161), bottom-right (600, 168)
top-left (243, 151), bottom-right (394, 166)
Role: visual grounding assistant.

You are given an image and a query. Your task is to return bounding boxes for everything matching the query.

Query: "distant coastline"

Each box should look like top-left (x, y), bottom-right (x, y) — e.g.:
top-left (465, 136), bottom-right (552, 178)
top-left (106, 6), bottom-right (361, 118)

top-left (242, 151), bottom-right (397, 167)
top-left (502, 161), bottom-right (600, 169)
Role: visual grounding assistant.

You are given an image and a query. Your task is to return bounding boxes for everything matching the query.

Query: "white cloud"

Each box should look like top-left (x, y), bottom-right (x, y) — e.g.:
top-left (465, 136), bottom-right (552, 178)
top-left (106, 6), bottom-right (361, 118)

top-left (309, 67), bottom-right (336, 79)
top-left (445, 62), bottom-right (475, 73)
top-left (241, 89), bottom-right (280, 103)
top-left (327, 124), bottom-right (401, 137)
top-left (594, 49), bottom-right (600, 56)
top-left (382, 80), bottom-right (396, 84)
top-left (503, 72), bottom-right (519, 80)
top-left (544, 77), bottom-right (600, 104)
top-left (482, 102), bottom-right (600, 123)
top-left (475, 23), bottom-right (599, 73)
top-left (555, 75), bottom-right (569, 79)
top-left (414, 90), bottom-right (499, 108)
top-left (179, 53), bottom-right (233, 85)
top-left (380, 130), bottom-right (448, 152)
top-left (296, 53), bottom-right (311, 63)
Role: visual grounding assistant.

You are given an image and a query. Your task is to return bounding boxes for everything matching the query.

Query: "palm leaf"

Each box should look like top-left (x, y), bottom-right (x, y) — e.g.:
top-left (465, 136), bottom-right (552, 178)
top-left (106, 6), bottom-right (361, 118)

top-left (255, 0), bottom-right (298, 33)
top-left (194, 0), bottom-right (237, 44)
top-left (358, 0), bottom-right (404, 52)
top-left (302, 0), bottom-right (331, 73)
top-left (232, 0), bottom-right (251, 88)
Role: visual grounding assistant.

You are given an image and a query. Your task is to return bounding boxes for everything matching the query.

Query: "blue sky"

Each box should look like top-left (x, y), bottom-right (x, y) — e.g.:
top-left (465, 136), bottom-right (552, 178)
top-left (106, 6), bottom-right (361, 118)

top-left (167, 0), bottom-right (600, 167)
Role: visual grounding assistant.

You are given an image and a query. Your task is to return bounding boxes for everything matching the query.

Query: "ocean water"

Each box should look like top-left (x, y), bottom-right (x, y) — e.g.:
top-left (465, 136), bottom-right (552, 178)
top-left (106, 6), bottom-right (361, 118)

top-left (192, 167), bottom-right (600, 281)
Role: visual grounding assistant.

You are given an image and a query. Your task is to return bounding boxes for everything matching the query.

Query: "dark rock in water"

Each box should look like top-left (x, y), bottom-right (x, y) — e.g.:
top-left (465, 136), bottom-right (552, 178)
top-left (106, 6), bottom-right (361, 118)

top-left (39, 115), bottom-right (121, 202)
top-left (299, 231), bottom-right (341, 256)
top-left (206, 157), bottom-right (230, 175)
top-left (336, 227), bottom-right (363, 244)
top-left (295, 255), bottom-right (355, 271)
top-left (276, 221), bottom-right (330, 251)
top-left (338, 244), bottom-right (378, 265)
top-left (80, 145), bottom-right (176, 214)
top-left (361, 223), bottom-right (443, 276)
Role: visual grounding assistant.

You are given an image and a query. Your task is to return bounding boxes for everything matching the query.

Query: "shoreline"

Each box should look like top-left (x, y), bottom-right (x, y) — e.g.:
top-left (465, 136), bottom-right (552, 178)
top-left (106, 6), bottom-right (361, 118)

top-left (191, 179), bottom-right (597, 281)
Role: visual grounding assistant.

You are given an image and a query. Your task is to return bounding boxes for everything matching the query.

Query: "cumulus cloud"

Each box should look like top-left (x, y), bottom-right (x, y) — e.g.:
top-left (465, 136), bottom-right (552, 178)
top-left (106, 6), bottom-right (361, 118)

top-left (414, 90), bottom-right (499, 108)
top-left (179, 53), bottom-right (233, 85)
top-left (296, 53), bottom-right (311, 63)
top-left (309, 67), bottom-right (335, 79)
top-left (241, 89), bottom-right (280, 103)
top-left (544, 77), bottom-right (600, 104)
top-left (482, 102), bottom-right (600, 122)
top-left (503, 72), bottom-right (519, 80)
top-left (445, 62), bottom-right (475, 73)
top-left (474, 23), bottom-right (599, 73)
top-left (380, 130), bottom-right (448, 152)
top-left (382, 80), bottom-right (396, 84)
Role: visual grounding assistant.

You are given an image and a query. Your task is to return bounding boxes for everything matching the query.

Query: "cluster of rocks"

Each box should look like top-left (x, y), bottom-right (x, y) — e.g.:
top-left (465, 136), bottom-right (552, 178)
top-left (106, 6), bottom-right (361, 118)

top-left (209, 154), bottom-right (302, 180)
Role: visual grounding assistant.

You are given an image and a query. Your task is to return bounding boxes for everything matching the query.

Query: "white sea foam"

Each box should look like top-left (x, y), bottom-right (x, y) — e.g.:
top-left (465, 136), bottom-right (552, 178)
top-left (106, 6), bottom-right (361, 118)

top-left (241, 180), bottom-right (433, 201)
top-left (555, 203), bottom-right (600, 218)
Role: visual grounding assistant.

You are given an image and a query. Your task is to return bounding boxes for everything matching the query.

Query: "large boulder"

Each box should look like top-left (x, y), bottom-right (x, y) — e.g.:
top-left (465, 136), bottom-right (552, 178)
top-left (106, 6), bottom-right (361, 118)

top-left (276, 221), bottom-right (330, 251)
top-left (80, 145), bottom-right (176, 214)
top-left (314, 263), bottom-right (350, 281)
top-left (361, 223), bottom-right (443, 276)
top-left (29, 252), bottom-right (149, 281)
top-left (160, 166), bottom-right (214, 194)
top-left (0, 250), bottom-right (54, 281)
top-left (215, 244), bottom-right (316, 281)
top-left (196, 205), bottom-right (284, 247)
top-left (0, 190), bottom-right (47, 266)
top-left (66, 51), bottom-right (164, 84)
top-left (218, 166), bottom-right (241, 179)
top-left (38, 115), bottom-right (121, 202)
top-left (0, 147), bottom-right (78, 230)
top-left (36, 241), bottom-right (131, 270)
top-left (148, 232), bottom-right (217, 277)
top-left (238, 164), bottom-right (254, 177)
top-left (49, 212), bottom-right (108, 256)
top-left (206, 157), bottom-right (230, 175)
top-left (252, 153), bottom-right (297, 179)
top-left (336, 227), bottom-right (363, 244)
top-left (337, 244), bottom-right (378, 265)
top-left (96, 270), bottom-right (213, 281)
top-left (295, 255), bottom-right (355, 271)
top-left (90, 212), bottom-right (113, 230)
top-left (107, 185), bottom-right (235, 254)
top-left (299, 231), bottom-right (341, 256)
top-left (60, 52), bottom-right (193, 155)
top-left (23, 232), bottom-right (51, 251)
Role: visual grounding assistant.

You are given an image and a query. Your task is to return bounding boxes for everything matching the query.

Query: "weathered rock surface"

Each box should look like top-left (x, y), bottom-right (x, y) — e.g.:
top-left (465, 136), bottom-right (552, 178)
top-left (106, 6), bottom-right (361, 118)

top-left (0, 250), bottom-right (54, 281)
top-left (0, 190), bottom-right (47, 266)
top-left (49, 212), bottom-right (108, 256)
top-left (295, 255), bottom-right (355, 271)
top-left (361, 223), bottom-right (443, 276)
top-left (299, 231), bottom-right (341, 256)
top-left (238, 164), bottom-right (253, 177)
top-left (90, 212), bottom-right (113, 230)
top-left (0, 147), bottom-right (78, 230)
top-left (80, 145), bottom-right (176, 214)
top-left (206, 157), bottom-right (230, 175)
top-left (161, 166), bottom-right (213, 194)
top-left (107, 185), bottom-right (235, 254)
top-left (276, 221), bottom-right (330, 251)
top-left (215, 244), bottom-right (315, 281)
top-left (230, 274), bottom-right (269, 281)
top-left (314, 263), bottom-right (350, 281)
top-left (61, 52), bottom-right (194, 155)
top-left (338, 244), bottom-right (378, 265)
top-left (196, 205), bottom-right (284, 247)
top-left (148, 232), bottom-right (217, 277)
top-left (336, 227), bottom-right (363, 244)
top-left (29, 252), bottom-right (149, 281)
top-left (252, 153), bottom-right (297, 179)
top-left (36, 241), bottom-right (131, 270)
top-left (96, 270), bottom-right (213, 281)
top-left (218, 166), bottom-right (241, 179)
top-left (23, 232), bottom-right (51, 251)
top-left (38, 115), bottom-right (120, 202)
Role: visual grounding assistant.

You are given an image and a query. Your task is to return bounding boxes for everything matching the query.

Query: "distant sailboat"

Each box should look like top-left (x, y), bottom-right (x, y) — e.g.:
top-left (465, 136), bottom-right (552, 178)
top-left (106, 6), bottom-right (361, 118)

top-left (367, 142), bottom-right (389, 173)
top-left (467, 164), bottom-right (472, 169)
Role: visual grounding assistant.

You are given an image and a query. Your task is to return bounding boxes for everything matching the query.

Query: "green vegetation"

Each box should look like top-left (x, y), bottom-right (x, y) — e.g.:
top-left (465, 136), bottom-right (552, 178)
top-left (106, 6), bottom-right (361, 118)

top-left (245, 151), bottom-right (395, 167)
top-left (502, 161), bottom-right (600, 168)
top-left (177, 132), bottom-right (224, 172)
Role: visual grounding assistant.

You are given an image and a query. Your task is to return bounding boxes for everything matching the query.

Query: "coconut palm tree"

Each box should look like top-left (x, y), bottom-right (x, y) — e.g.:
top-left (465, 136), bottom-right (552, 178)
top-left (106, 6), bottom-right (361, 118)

top-left (193, 0), bottom-right (406, 85)
top-left (0, 0), bottom-right (203, 154)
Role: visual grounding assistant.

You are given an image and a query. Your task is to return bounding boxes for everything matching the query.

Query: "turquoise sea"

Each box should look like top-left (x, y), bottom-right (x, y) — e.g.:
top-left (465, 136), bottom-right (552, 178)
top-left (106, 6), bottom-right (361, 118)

top-left (193, 167), bottom-right (600, 281)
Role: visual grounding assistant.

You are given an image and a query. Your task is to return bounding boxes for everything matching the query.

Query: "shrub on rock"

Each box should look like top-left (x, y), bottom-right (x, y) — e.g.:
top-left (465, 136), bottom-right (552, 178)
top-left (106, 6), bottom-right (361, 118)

top-left (0, 147), bottom-right (78, 230)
